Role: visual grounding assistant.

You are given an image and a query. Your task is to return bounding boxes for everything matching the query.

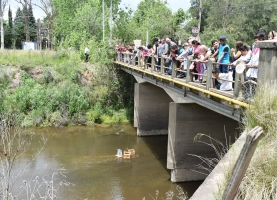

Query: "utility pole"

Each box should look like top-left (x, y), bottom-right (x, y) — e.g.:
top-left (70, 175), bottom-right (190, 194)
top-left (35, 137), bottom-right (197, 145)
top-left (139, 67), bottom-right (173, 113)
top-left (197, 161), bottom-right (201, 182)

top-left (109, 0), bottom-right (112, 47)
top-left (197, 0), bottom-right (202, 32)
top-left (102, 0), bottom-right (105, 42)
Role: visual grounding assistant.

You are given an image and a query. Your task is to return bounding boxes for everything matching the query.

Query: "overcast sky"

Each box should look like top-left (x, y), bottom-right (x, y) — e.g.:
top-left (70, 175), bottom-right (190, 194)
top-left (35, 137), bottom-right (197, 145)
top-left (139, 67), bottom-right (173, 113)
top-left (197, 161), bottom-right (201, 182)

top-left (4, 0), bottom-right (191, 20)
top-left (120, 0), bottom-right (191, 13)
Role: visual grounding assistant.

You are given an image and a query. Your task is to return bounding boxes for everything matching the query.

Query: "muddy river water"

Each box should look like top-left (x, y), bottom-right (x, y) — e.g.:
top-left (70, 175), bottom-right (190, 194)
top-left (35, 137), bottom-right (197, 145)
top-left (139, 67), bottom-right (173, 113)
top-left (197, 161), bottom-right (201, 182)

top-left (13, 124), bottom-right (201, 199)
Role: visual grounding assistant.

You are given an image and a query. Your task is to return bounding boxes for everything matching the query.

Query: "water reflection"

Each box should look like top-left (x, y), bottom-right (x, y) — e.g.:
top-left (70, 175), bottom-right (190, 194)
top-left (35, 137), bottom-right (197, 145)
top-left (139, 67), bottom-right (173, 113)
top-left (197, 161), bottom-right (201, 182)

top-left (11, 124), bottom-right (201, 199)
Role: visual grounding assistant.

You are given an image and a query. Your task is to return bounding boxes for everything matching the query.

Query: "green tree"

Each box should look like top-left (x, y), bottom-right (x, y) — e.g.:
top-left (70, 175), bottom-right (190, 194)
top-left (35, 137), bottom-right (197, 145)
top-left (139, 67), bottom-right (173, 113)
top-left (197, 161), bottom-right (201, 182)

top-left (183, 0), bottom-right (277, 46)
top-left (13, 8), bottom-right (25, 49)
top-left (28, 5), bottom-right (37, 41)
top-left (52, 0), bottom-right (121, 48)
top-left (131, 0), bottom-right (173, 44)
top-left (4, 6), bottom-right (13, 48)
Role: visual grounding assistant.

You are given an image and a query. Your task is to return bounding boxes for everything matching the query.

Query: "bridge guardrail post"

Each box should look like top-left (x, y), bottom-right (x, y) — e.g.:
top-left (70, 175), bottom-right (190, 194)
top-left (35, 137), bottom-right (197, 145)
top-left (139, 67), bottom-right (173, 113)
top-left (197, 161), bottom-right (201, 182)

top-left (161, 57), bottom-right (165, 74)
top-left (171, 60), bottom-right (177, 79)
top-left (151, 56), bottom-right (155, 72)
top-left (123, 53), bottom-right (126, 63)
top-left (116, 52), bottom-right (119, 61)
top-left (206, 58), bottom-right (215, 90)
top-left (132, 53), bottom-right (135, 66)
top-left (138, 54), bottom-right (141, 68)
top-left (128, 53), bottom-right (131, 65)
top-left (186, 58), bottom-right (193, 83)
top-left (234, 71), bottom-right (245, 98)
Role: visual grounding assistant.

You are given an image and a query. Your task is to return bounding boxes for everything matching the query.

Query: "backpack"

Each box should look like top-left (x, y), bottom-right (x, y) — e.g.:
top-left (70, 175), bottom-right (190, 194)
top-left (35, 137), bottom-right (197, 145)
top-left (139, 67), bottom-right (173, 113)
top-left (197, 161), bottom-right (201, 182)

top-left (187, 47), bottom-right (193, 56)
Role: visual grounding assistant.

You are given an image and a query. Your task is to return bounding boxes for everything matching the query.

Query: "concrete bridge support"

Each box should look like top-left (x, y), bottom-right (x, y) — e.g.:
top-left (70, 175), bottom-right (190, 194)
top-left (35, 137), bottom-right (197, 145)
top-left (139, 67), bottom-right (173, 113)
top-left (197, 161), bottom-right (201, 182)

top-left (167, 103), bottom-right (239, 182)
top-left (134, 82), bottom-right (172, 136)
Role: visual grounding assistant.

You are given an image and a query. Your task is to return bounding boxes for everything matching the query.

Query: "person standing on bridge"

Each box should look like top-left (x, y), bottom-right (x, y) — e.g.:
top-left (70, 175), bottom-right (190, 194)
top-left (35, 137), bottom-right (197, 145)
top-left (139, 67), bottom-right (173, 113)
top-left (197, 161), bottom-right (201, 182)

top-left (217, 36), bottom-right (230, 73)
top-left (84, 47), bottom-right (89, 62)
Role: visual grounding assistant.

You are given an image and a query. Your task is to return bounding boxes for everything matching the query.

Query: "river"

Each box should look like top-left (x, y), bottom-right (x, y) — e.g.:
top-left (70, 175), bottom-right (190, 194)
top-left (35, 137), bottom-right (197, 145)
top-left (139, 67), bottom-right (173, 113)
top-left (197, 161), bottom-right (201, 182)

top-left (11, 123), bottom-right (201, 199)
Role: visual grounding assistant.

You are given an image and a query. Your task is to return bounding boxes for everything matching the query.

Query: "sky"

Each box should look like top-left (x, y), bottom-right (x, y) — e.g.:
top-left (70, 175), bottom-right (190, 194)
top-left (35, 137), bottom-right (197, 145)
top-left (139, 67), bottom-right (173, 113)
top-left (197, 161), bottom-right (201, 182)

top-left (120, 0), bottom-right (191, 13)
top-left (3, 0), bottom-right (45, 20)
top-left (4, 0), bottom-right (191, 20)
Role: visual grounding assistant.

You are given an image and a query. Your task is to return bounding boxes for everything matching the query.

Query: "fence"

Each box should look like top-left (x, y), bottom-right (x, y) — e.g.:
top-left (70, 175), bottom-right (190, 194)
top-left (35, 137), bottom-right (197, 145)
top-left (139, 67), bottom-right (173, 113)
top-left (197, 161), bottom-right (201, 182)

top-left (116, 51), bottom-right (257, 100)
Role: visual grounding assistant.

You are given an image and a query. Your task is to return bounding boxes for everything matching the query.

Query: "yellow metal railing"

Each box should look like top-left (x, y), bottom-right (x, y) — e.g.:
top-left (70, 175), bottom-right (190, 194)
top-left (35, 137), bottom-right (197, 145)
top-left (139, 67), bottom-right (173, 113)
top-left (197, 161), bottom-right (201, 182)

top-left (114, 52), bottom-right (251, 108)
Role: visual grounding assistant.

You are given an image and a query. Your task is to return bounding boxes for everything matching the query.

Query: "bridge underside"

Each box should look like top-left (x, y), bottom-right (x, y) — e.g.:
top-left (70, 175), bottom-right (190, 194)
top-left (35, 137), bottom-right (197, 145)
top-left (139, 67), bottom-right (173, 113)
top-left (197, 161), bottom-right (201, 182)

top-left (133, 80), bottom-right (239, 182)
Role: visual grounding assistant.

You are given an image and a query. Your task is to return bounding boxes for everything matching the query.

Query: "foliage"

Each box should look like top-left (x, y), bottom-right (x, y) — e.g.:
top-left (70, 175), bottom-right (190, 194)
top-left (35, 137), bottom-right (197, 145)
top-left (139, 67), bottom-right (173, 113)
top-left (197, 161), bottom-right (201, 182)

top-left (13, 8), bottom-right (25, 49)
top-left (28, 5), bottom-right (37, 42)
top-left (113, 0), bottom-right (188, 44)
top-left (53, 0), bottom-right (121, 49)
top-left (4, 6), bottom-right (13, 48)
top-left (211, 83), bottom-right (277, 199)
top-left (186, 0), bottom-right (277, 44)
top-left (0, 48), bottom-right (134, 127)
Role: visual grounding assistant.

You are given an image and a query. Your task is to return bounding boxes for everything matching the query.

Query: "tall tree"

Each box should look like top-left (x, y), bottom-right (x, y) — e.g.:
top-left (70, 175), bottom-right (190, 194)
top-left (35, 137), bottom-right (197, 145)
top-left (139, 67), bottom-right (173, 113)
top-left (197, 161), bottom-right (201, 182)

top-left (28, 4), bottom-right (36, 41)
top-left (4, 5), bottom-right (13, 48)
top-left (132, 0), bottom-right (173, 44)
top-left (0, 0), bottom-right (8, 49)
top-left (52, 0), bottom-right (121, 48)
top-left (8, 4), bottom-right (12, 28)
top-left (14, 7), bottom-right (25, 48)
top-left (15, 0), bottom-right (32, 41)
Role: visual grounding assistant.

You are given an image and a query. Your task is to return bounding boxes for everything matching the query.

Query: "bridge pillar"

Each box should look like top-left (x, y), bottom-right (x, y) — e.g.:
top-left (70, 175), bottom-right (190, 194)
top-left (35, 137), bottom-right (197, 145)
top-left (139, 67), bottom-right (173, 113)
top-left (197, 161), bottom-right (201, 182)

top-left (255, 40), bottom-right (277, 83)
top-left (134, 82), bottom-right (172, 136)
top-left (167, 103), bottom-right (239, 182)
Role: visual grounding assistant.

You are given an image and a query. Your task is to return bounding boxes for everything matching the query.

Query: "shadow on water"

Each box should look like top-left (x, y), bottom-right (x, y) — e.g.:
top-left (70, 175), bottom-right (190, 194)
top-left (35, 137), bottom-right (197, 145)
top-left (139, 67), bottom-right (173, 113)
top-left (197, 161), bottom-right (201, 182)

top-left (141, 135), bottom-right (203, 198)
top-left (141, 136), bottom-right (169, 173)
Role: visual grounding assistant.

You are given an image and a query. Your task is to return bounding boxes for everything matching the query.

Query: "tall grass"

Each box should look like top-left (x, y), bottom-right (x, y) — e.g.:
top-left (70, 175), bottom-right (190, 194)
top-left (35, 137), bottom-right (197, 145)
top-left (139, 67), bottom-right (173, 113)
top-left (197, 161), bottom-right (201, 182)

top-left (192, 83), bottom-right (277, 199)
top-left (0, 49), bottom-right (80, 69)
top-left (233, 83), bottom-right (277, 199)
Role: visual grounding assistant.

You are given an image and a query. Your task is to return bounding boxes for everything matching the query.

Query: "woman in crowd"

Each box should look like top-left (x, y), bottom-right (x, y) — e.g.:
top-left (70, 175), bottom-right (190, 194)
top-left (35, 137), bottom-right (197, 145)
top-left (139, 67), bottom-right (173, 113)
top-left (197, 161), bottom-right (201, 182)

top-left (231, 41), bottom-right (243, 62)
top-left (192, 40), bottom-right (202, 55)
top-left (175, 43), bottom-right (189, 78)
top-left (146, 44), bottom-right (154, 69)
top-left (268, 31), bottom-right (277, 40)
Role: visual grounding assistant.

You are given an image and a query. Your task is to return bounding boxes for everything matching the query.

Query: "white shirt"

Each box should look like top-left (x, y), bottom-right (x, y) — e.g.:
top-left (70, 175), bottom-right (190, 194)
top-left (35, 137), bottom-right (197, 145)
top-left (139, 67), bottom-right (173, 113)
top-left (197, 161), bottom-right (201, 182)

top-left (218, 72), bottom-right (233, 91)
top-left (233, 50), bottom-right (252, 65)
top-left (246, 48), bottom-right (259, 78)
top-left (84, 47), bottom-right (89, 54)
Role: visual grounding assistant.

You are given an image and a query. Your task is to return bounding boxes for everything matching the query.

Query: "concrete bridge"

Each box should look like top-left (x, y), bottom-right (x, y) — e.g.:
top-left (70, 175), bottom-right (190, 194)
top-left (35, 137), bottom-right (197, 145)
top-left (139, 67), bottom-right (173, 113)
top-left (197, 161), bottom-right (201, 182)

top-left (114, 40), bottom-right (276, 183)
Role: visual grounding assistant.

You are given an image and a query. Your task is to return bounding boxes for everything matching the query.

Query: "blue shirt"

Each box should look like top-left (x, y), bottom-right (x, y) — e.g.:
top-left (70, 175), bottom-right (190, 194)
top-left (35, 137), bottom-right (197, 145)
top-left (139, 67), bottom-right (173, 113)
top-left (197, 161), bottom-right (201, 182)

top-left (175, 48), bottom-right (184, 56)
top-left (218, 44), bottom-right (230, 64)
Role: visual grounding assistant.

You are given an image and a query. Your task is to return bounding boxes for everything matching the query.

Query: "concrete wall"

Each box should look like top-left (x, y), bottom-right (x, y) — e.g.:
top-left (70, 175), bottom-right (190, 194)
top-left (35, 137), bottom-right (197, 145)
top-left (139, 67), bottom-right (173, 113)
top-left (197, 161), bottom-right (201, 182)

top-left (256, 40), bottom-right (277, 83)
top-left (167, 103), bottom-right (239, 182)
top-left (134, 82), bottom-right (173, 136)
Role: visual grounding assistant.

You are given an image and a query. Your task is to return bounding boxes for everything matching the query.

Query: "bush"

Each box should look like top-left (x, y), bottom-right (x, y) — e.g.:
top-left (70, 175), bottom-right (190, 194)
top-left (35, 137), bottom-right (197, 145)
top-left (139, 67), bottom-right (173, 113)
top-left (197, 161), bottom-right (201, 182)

top-left (0, 47), bottom-right (134, 127)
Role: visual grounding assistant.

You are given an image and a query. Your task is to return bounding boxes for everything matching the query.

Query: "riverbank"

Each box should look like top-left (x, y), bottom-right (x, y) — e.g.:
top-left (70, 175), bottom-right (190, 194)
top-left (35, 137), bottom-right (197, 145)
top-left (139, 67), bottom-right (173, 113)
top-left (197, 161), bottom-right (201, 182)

top-left (0, 49), bottom-right (134, 127)
top-left (212, 83), bottom-right (277, 199)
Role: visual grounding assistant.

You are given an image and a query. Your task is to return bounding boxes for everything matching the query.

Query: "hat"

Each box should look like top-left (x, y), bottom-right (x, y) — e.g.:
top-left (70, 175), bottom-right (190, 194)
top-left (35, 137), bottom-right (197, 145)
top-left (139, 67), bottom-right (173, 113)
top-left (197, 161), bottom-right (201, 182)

top-left (236, 61), bottom-right (246, 74)
top-left (183, 42), bottom-right (189, 46)
top-left (219, 36), bottom-right (227, 41)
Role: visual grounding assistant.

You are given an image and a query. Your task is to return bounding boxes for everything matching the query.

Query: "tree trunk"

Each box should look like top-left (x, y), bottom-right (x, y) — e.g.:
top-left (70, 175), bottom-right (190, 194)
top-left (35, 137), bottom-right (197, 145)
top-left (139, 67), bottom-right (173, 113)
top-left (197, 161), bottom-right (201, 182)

top-left (0, 12), bottom-right (4, 49)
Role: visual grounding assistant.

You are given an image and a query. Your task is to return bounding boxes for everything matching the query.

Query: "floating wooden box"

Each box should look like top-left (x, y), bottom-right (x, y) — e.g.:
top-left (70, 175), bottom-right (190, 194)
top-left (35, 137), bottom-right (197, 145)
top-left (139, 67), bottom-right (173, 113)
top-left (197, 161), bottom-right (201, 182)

top-left (123, 151), bottom-right (131, 159)
top-left (128, 149), bottom-right (136, 156)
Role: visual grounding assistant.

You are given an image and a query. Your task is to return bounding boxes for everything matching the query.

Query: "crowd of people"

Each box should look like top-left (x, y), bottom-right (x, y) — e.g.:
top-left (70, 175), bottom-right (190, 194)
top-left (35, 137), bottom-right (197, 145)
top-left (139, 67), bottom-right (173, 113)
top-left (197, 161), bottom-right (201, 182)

top-left (116, 30), bottom-right (277, 93)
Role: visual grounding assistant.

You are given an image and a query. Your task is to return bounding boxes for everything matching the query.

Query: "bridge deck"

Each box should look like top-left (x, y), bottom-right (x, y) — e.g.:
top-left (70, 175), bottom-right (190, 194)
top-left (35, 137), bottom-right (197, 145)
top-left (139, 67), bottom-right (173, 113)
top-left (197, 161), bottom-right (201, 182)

top-left (115, 61), bottom-right (249, 107)
top-left (114, 59), bottom-right (252, 121)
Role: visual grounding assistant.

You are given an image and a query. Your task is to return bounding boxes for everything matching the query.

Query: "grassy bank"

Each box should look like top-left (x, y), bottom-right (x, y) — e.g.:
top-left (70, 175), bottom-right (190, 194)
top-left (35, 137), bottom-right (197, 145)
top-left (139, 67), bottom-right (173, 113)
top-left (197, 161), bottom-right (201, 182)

top-left (0, 49), bottom-right (135, 127)
top-left (214, 83), bottom-right (277, 199)
top-left (235, 83), bottom-right (277, 199)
